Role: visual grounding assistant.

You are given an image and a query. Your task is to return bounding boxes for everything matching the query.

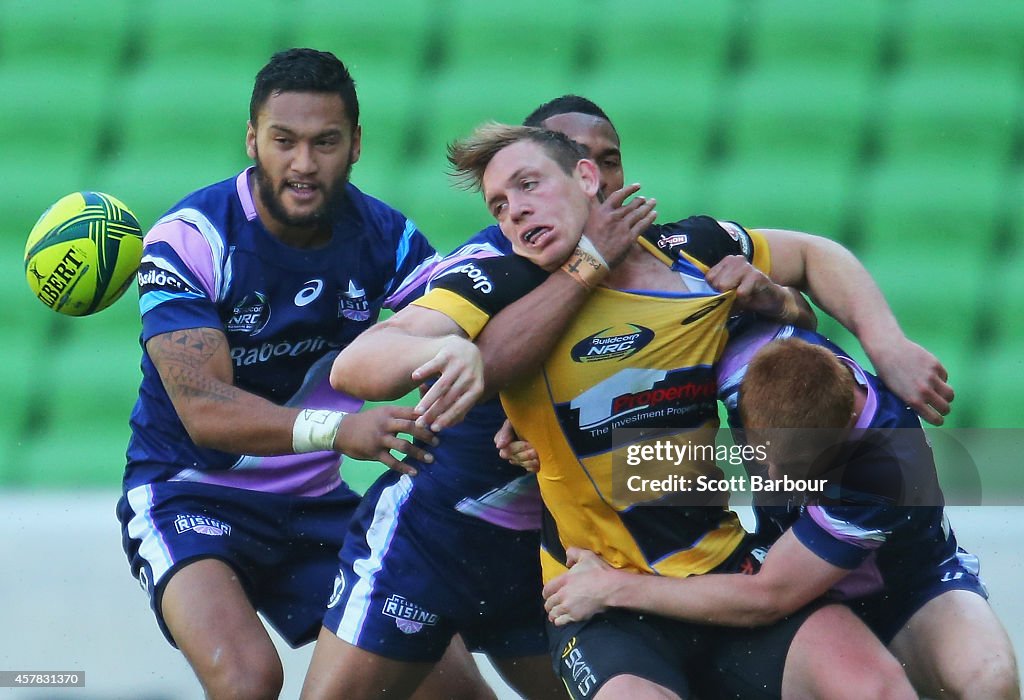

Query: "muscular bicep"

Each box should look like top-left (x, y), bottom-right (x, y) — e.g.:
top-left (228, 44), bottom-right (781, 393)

top-left (146, 327), bottom-right (238, 410)
top-left (756, 228), bottom-right (813, 288)
top-left (382, 304), bottom-right (470, 339)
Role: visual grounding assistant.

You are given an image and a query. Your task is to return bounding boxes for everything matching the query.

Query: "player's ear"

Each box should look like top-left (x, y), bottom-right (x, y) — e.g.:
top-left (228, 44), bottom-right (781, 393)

top-left (245, 121), bottom-right (257, 160)
top-left (350, 124), bottom-right (362, 164)
top-left (576, 158), bottom-right (600, 198)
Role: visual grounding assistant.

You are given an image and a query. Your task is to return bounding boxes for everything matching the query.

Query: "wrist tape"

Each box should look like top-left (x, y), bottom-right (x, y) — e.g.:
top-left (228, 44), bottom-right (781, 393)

top-left (561, 235), bottom-right (610, 289)
top-left (292, 409), bottom-right (347, 453)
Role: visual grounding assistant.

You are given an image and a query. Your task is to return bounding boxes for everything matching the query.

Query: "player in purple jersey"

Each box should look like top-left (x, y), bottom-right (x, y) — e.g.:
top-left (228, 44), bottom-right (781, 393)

top-left (116, 49), bottom-right (495, 700)
top-left (544, 322), bottom-right (1020, 700)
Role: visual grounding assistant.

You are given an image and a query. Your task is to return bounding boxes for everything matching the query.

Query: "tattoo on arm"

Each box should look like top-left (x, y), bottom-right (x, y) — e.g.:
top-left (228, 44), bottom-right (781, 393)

top-left (150, 329), bottom-right (238, 403)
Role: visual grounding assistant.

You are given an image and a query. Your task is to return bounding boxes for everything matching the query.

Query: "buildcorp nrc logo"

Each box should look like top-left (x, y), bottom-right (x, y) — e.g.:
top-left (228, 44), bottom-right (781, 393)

top-left (570, 324), bottom-right (655, 363)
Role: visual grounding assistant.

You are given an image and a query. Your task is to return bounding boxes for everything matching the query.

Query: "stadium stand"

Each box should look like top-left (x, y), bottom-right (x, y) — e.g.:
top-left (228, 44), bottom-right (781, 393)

top-left (2, 0), bottom-right (1021, 488)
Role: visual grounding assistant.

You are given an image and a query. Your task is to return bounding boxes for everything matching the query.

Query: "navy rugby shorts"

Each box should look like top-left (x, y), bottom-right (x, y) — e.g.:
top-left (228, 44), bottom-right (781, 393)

top-left (321, 470), bottom-right (548, 662)
top-left (117, 480), bottom-right (360, 647)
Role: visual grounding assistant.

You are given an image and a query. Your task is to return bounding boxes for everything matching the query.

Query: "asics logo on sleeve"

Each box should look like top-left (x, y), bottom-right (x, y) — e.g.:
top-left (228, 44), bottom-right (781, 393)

top-left (295, 279), bottom-right (324, 306)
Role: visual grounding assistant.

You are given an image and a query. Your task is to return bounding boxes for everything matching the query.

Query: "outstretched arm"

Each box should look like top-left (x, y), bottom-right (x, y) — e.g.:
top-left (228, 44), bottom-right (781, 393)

top-left (754, 228), bottom-right (954, 425)
top-left (329, 305), bottom-right (484, 432)
top-left (150, 326), bottom-right (436, 474)
top-left (543, 529), bottom-right (849, 628)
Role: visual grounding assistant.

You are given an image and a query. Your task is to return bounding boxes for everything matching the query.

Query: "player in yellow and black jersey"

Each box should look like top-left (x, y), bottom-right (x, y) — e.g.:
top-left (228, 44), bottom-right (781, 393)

top-left (327, 115), bottom-right (955, 699)
top-left (414, 213), bottom-right (771, 583)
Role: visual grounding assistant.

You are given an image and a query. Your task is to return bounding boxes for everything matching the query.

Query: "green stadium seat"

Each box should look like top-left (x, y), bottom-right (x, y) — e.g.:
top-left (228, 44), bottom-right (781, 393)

top-left (701, 156), bottom-right (855, 236)
top-left (987, 248), bottom-right (1024, 345)
top-left (857, 248), bottom-right (984, 344)
top-left (745, 0), bottom-right (888, 75)
top-left (973, 346), bottom-right (1024, 428)
top-left (292, 0), bottom-right (432, 74)
top-left (392, 157), bottom-right (494, 253)
top-left (0, 0), bottom-right (134, 72)
top-left (116, 63), bottom-right (252, 165)
top-left (591, 1), bottom-right (736, 78)
top-left (858, 161), bottom-right (1003, 255)
top-left (0, 64), bottom-right (107, 159)
top-left (875, 66), bottom-right (1019, 173)
top-left (444, 1), bottom-right (586, 78)
top-left (900, 0), bottom-right (1024, 73)
top-left (723, 65), bottom-right (872, 171)
top-left (417, 68), bottom-right (579, 171)
top-left (346, 64), bottom-right (422, 172)
top-left (138, 0), bottom-right (285, 71)
top-left (572, 67), bottom-right (719, 174)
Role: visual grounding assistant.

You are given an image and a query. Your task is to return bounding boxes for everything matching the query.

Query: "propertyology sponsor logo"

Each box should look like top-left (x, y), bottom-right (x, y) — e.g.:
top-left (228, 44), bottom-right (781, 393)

top-left (339, 279), bottom-right (371, 321)
top-left (294, 279), bottom-right (324, 307)
top-left (570, 324), bottom-right (655, 363)
top-left (381, 594), bottom-right (439, 635)
top-left (227, 292), bottom-right (270, 335)
top-left (174, 514), bottom-right (232, 537)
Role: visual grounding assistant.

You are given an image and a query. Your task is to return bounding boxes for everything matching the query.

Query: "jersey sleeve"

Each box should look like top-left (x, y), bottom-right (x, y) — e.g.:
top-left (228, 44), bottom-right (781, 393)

top-left (412, 253), bottom-right (548, 339)
top-left (137, 218), bottom-right (224, 342)
top-left (382, 217), bottom-right (441, 311)
top-left (639, 215), bottom-right (771, 276)
top-left (791, 504), bottom-right (902, 570)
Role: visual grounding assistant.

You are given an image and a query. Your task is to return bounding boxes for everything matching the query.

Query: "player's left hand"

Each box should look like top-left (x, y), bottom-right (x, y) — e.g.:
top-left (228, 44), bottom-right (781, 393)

top-left (412, 336), bottom-right (484, 432)
top-left (494, 419), bottom-right (539, 472)
top-left (584, 183), bottom-right (658, 269)
top-left (869, 338), bottom-right (954, 425)
top-left (543, 548), bottom-right (620, 626)
top-left (706, 255), bottom-right (800, 321)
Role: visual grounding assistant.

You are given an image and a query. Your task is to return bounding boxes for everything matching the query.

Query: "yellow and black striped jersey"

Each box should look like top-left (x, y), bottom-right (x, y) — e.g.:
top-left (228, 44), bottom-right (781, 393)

top-left (414, 216), bottom-right (770, 581)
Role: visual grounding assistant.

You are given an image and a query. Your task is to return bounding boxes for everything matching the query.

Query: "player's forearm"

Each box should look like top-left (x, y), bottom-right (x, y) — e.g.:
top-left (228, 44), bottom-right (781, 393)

top-left (330, 324), bottom-right (445, 400)
top-left (165, 373), bottom-right (300, 454)
top-left (476, 270), bottom-right (592, 395)
top-left (610, 572), bottom-right (792, 627)
top-left (763, 230), bottom-right (904, 350)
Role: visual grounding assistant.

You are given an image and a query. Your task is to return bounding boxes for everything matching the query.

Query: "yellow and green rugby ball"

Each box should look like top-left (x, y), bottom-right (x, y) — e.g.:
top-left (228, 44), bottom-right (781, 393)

top-left (24, 191), bottom-right (143, 316)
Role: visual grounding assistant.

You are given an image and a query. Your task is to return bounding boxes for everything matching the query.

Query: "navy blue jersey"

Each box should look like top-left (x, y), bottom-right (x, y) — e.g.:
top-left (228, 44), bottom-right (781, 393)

top-left (395, 226), bottom-right (543, 530)
top-left (124, 168), bottom-right (438, 496)
top-left (716, 319), bottom-right (962, 600)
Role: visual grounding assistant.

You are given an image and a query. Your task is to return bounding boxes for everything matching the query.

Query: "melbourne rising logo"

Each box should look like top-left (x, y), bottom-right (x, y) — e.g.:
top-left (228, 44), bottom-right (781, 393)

top-left (339, 279), bottom-right (371, 321)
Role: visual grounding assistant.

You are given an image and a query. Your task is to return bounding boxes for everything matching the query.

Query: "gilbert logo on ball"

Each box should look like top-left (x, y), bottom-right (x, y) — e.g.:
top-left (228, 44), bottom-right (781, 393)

top-left (24, 191), bottom-right (143, 316)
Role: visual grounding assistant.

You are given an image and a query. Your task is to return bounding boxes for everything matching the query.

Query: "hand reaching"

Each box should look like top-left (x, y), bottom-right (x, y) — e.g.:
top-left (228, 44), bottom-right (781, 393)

top-left (334, 405), bottom-right (438, 476)
top-left (411, 336), bottom-right (485, 432)
top-left (583, 183), bottom-right (657, 269)
top-left (542, 548), bottom-right (620, 626)
top-left (494, 419), bottom-right (539, 472)
top-left (869, 338), bottom-right (954, 425)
